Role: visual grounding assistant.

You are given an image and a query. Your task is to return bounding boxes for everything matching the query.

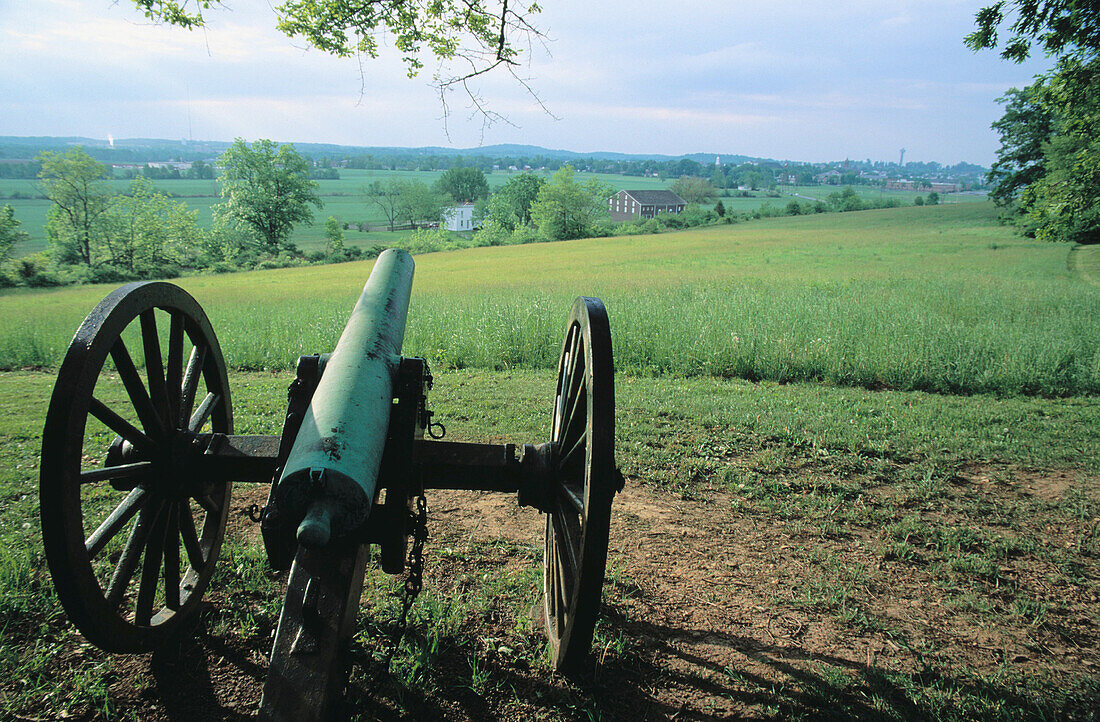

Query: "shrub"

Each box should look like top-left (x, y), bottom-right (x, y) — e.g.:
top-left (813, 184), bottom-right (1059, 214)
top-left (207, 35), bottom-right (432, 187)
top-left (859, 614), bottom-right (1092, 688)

top-left (511, 224), bottom-right (543, 244)
top-left (474, 224), bottom-right (510, 247)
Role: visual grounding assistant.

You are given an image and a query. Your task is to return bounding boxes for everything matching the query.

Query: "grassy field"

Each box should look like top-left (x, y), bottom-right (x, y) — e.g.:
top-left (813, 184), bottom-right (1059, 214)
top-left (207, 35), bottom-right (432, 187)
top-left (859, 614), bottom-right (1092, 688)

top-left (0, 366), bottom-right (1096, 719)
top-left (2, 203), bottom-right (1097, 397)
top-left (0, 202), bottom-right (1098, 718)
top-left (1, 170), bottom-right (971, 256)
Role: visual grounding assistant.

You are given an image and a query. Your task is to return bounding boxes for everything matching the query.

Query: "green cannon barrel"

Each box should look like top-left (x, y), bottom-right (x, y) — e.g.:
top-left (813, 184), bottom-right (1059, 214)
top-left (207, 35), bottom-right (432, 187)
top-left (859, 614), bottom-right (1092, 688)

top-left (275, 249), bottom-right (415, 548)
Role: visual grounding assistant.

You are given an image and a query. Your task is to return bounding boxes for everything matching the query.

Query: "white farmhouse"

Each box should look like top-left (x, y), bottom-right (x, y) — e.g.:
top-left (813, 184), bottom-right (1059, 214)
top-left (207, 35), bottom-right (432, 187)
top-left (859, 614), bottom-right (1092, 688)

top-left (443, 203), bottom-right (477, 231)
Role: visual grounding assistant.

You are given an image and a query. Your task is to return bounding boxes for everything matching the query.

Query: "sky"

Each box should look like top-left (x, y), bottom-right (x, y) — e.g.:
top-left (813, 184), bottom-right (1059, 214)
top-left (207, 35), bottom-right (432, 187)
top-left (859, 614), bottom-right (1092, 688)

top-left (0, 1), bottom-right (1056, 166)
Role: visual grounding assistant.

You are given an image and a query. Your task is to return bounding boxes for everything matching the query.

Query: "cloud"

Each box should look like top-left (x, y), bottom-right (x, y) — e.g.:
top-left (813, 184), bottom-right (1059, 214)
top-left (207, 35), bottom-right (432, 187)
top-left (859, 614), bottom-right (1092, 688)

top-left (0, 0), bottom-right (1061, 165)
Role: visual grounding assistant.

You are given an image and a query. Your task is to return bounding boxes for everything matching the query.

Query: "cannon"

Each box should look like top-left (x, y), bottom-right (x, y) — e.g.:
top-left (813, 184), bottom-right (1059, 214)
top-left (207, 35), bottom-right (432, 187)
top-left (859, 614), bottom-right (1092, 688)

top-left (38, 249), bottom-right (622, 720)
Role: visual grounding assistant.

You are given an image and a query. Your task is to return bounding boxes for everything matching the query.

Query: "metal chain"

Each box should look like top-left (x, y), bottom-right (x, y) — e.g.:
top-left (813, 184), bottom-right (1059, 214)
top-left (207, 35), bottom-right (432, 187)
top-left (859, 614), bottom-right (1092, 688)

top-left (356, 495), bottom-right (429, 703)
top-left (405, 495), bottom-right (429, 598)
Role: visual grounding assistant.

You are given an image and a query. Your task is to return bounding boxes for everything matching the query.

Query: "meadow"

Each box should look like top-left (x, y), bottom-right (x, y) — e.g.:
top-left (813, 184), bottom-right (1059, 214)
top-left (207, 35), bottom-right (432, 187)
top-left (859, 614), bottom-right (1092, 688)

top-left (2, 203), bottom-right (1096, 397)
top-left (0, 201), bottom-right (1097, 719)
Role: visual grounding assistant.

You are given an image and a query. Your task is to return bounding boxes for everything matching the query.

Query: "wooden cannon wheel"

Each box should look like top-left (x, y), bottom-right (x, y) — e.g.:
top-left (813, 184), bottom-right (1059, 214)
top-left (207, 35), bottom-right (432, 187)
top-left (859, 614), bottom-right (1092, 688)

top-left (40, 282), bottom-right (233, 652)
top-left (543, 296), bottom-right (616, 673)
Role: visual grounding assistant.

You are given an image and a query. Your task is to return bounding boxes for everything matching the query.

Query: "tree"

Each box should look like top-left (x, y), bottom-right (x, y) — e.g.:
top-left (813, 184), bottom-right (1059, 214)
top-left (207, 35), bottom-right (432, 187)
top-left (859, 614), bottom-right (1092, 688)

top-left (986, 86), bottom-right (1054, 207)
top-left (714, 200), bottom-right (726, 218)
top-left (38, 148), bottom-right (112, 266)
top-left (670, 176), bottom-right (717, 204)
top-left (0, 205), bottom-right (29, 263)
top-left (435, 167), bottom-right (489, 203)
top-left (1023, 128), bottom-right (1100, 243)
top-left (215, 139), bottom-right (322, 253)
top-left (529, 165), bottom-right (614, 241)
top-left (367, 180), bottom-right (405, 232)
top-left (969, 1), bottom-right (1100, 243)
top-left (397, 182), bottom-right (449, 229)
top-left (185, 158), bottom-right (215, 180)
top-left (484, 172), bottom-right (545, 231)
top-left (927, 191), bottom-right (940, 205)
top-left (325, 216), bottom-right (345, 256)
top-left (965, 1), bottom-right (1099, 63)
top-left (103, 177), bottom-right (199, 274)
top-left (826, 186), bottom-right (866, 212)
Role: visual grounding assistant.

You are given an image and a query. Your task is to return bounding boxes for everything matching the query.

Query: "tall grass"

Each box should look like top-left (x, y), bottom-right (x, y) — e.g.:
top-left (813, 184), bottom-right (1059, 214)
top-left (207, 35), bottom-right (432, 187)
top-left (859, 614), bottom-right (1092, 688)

top-left (402, 278), bottom-right (1100, 396)
top-left (3, 204), bottom-right (1099, 396)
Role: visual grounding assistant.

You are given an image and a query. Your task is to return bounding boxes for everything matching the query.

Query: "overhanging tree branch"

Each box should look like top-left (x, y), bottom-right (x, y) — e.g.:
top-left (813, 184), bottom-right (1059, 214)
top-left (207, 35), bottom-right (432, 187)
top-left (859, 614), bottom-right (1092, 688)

top-left (126, 0), bottom-right (552, 134)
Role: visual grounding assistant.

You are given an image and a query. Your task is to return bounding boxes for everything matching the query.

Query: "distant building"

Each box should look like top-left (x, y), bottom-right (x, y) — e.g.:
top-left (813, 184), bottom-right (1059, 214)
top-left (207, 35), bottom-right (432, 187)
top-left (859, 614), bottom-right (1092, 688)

top-left (443, 203), bottom-right (477, 231)
top-left (146, 161), bottom-right (192, 171)
top-left (885, 180), bottom-right (961, 193)
top-left (608, 190), bottom-right (687, 222)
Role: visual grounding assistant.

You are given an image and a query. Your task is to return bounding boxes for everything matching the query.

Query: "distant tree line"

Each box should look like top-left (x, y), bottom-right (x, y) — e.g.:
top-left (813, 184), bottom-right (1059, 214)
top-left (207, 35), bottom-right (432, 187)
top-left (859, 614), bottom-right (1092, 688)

top-left (334, 153), bottom-right (984, 189)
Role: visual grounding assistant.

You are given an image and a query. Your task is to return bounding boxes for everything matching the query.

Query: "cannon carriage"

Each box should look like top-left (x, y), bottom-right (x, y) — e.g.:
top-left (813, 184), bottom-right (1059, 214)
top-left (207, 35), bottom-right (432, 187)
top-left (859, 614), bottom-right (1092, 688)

top-left (38, 249), bottom-right (622, 720)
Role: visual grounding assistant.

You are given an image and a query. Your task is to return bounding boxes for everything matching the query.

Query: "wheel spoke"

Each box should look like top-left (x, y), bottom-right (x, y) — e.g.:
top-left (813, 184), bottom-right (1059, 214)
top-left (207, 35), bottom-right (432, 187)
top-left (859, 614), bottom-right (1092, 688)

top-left (560, 380), bottom-right (587, 451)
top-left (179, 344), bottom-right (208, 427)
top-left (89, 398), bottom-right (156, 455)
top-left (140, 310), bottom-right (169, 425)
top-left (110, 339), bottom-right (165, 440)
top-left (564, 334), bottom-right (584, 416)
top-left (551, 508), bottom-right (580, 581)
top-left (80, 461), bottom-right (154, 485)
top-left (179, 502), bottom-right (205, 570)
top-left (188, 392), bottom-right (219, 432)
top-left (553, 328), bottom-right (583, 442)
top-left (85, 486), bottom-right (149, 560)
top-left (547, 532), bottom-right (562, 625)
top-left (195, 491), bottom-right (220, 514)
top-left (136, 505), bottom-right (170, 626)
top-left (558, 481), bottom-right (585, 515)
top-left (105, 500), bottom-right (162, 609)
top-left (165, 311), bottom-right (184, 428)
top-left (559, 430), bottom-right (588, 469)
top-left (553, 519), bottom-right (575, 609)
top-left (163, 503), bottom-right (180, 610)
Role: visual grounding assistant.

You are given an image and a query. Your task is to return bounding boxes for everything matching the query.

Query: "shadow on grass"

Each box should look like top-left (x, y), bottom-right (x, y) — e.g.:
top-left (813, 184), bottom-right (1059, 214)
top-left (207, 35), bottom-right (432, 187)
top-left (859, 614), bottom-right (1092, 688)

top-left (339, 598), bottom-right (1094, 721)
top-left (143, 611), bottom-right (263, 722)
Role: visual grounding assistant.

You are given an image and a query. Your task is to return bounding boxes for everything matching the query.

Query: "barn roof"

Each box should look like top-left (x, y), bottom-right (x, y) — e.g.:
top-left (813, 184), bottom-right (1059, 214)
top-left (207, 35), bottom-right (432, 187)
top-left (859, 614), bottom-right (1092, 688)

top-left (620, 189), bottom-right (686, 205)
